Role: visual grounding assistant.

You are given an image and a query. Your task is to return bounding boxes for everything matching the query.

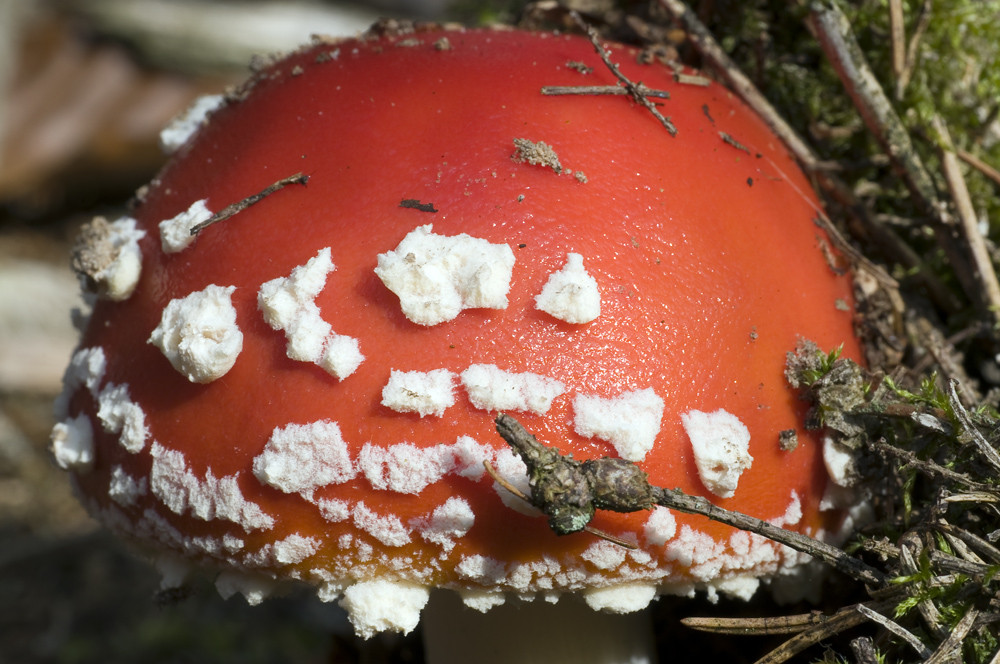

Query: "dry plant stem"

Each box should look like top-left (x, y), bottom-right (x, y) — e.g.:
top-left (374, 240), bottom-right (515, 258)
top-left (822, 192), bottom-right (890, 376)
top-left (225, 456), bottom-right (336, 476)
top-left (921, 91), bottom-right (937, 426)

top-left (933, 114), bottom-right (1000, 318)
top-left (189, 172), bottom-right (309, 235)
top-left (808, 3), bottom-right (1000, 324)
top-left (899, 534), bottom-right (949, 640)
top-left (680, 612), bottom-right (828, 636)
top-left (540, 85), bottom-right (670, 99)
top-left (958, 149), bottom-right (1000, 189)
top-left (896, 0), bottom-right (932, 99)
top-left (867, 438), bottom-right (991, 492)
top-left (888, 0), bottom-right (906, 81)
top-left (570, 12), bottom-right (678, 136)
top-left (493, 414), bottom-right (887, 588)
top-left (855, 602), bottom-right (933, 659)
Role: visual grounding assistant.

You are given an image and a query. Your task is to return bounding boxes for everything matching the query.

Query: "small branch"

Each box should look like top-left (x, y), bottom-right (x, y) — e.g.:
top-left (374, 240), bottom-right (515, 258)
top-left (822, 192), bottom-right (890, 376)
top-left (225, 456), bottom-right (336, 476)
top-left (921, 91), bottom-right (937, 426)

top-left (657, 0), bottom-right (959, 315)
top-left (569, 12), bottom-right (677, 136)
top-left (541, 85), bottom-right (670, 99)
top-left (652, 486), bottom-right (886, 587)
top-left (658, 0), bottom-right (819, 170)
top-left (190, 172), bottom-right (309, 235)
top-left (865, 438), bottom-right (990, 491)
top-left (493, 413), bottom-right (887, 588)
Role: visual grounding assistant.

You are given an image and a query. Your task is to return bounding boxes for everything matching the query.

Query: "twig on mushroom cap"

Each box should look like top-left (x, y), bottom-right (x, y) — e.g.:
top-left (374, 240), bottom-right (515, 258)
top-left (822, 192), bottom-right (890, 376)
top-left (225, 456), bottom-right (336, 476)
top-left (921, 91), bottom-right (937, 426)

top-left (492, 413), bottom-right (888, 588)
top-left (189, 172), bottom-right (309, 235)
top-left (569, 11), bottom-right (678, 136)
top-left (540, 84), bottom-right (671, 99)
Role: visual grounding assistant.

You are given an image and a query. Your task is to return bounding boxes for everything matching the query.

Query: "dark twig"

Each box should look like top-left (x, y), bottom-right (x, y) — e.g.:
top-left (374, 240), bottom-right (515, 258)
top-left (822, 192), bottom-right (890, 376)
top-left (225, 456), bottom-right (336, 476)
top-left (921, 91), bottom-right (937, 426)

top-left (569, 12), bottom-right (677, 136)
top-left (651, 486), bottom-right (886, 587)
top-left (493, 413), bottom-right (887, 588)
top-left (481, 459), bottom-right (637, 549)
top-left (190, 172), bottom-right (309, 235)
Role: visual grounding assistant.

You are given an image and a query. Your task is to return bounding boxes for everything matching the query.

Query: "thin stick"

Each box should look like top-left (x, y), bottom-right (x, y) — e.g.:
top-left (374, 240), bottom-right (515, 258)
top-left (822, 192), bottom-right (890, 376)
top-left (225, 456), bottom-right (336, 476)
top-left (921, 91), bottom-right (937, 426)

top-left (932, 114), bottom-right (1000, 319)
top-left (541, 85), bottom-right (671, 99)
top-left (958, 148), bottom-right (1000, 189)
top-left (190, 172), bottom-right (309, 235)
top-left (681, 612), bottom-right (826, 636)
top-left (652, 486), bottom-right (886, 587)
top-left (493, 413), bottom-right (887, 588)
top-left (570, 12), bottom-right (677, 136)
top-left (753, 600), bottom-right (898, 664)
top-left (855, 603), bottom-right (933, 659)
top-left (897, 0), bottom-right (932, 99)
top-left (657, 0), bottom-right (958, 315)
top-left (658, 0), bottom-right (818, 169)
top-left (888, 0), bottom-right (906, 81)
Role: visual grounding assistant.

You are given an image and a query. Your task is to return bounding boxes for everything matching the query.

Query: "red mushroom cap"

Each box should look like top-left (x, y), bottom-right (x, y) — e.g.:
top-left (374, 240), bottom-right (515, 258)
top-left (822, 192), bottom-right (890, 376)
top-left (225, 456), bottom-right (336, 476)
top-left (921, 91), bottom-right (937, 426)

top-left (55, 25), bottom-right (862, 635)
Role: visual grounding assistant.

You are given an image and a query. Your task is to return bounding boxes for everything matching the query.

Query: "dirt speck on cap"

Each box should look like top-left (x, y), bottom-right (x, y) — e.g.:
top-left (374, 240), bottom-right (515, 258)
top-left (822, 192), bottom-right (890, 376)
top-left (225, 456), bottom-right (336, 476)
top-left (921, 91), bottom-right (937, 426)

top-left (71, 217), bottom-right (117, 287)
top-left (512, 138), bottom-right (563, 174)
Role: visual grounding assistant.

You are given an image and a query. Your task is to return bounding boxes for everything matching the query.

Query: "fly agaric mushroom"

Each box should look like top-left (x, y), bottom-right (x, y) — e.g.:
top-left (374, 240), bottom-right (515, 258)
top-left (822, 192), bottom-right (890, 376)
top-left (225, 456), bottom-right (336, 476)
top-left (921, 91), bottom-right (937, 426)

top-left (54, 22), bottom-right (863, 663)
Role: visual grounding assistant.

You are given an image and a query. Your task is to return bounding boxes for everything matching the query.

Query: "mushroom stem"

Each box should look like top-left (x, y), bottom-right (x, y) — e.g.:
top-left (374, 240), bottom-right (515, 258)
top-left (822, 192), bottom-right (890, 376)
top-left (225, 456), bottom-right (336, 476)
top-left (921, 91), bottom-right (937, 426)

top-left (421, 591), bottom-right (657, 664)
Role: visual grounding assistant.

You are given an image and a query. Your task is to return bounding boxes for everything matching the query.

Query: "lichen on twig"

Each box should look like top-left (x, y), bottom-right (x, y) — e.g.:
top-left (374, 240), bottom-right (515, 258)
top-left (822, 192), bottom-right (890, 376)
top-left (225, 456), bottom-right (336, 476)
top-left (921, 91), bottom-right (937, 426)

top-left (491, 412), bottom-right (886, 587)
